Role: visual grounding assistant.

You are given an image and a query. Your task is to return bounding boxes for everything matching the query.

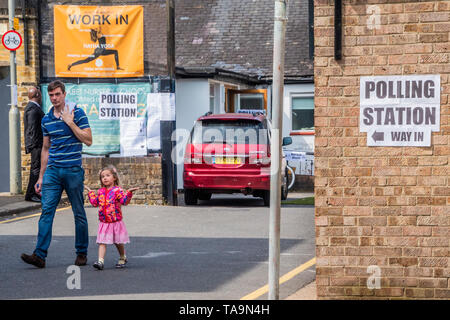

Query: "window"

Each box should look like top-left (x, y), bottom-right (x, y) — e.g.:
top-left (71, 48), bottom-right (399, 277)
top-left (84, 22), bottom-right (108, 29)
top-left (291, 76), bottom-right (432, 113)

top-left (228, 89), bottom-right (267, 113)
top-left (292, 96), bottom-right (314, 131)
top-left (238, 93), bottom-right (265, 110)
top-left (191, 120), bottom-right (267, 145)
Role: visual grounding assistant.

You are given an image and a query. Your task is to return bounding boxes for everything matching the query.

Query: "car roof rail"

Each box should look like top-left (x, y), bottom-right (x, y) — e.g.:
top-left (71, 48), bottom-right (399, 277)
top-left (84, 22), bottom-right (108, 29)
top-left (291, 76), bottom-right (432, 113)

top-left (204, 111), bottom-right (213, 116)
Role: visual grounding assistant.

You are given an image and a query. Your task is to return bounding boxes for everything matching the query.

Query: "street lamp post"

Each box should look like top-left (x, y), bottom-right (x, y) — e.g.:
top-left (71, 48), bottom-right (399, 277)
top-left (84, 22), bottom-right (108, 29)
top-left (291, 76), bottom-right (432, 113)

top-left (8, 0), bottom-right (22, 194)
top-left (268, 0), bottom-right (287, 300)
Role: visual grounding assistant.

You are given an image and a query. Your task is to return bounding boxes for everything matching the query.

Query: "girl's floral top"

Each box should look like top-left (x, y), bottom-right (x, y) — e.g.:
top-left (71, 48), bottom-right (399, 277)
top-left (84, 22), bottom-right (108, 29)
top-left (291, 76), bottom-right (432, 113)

top-left (88, 186), bottom-right (133, 223)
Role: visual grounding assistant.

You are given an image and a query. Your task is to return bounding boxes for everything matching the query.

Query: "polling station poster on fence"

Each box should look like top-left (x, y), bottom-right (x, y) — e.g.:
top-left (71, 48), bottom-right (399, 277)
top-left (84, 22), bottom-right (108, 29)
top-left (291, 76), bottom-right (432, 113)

top-left (41, 83), bottom-right (154, 156)
top-left (54, 5), bottom-right (144, 78)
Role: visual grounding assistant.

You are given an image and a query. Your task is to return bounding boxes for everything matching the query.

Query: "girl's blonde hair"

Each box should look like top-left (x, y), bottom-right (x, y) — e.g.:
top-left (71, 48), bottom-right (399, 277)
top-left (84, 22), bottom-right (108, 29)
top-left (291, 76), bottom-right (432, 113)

top-left (99, 165), bottom-right (120, 188)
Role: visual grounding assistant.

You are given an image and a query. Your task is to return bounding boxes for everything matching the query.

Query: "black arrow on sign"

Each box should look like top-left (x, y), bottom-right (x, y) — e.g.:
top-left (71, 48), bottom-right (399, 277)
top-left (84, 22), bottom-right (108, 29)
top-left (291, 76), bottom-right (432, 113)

top-left (372, 131), bottom-right (384, 142)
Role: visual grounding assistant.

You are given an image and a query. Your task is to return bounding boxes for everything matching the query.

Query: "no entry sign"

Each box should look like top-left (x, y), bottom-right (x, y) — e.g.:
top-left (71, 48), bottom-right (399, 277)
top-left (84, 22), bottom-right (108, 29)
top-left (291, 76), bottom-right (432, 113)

top-left (2, 30), bottom-right (22, 51)
top-left (360, 75), bottom-right (440, 147)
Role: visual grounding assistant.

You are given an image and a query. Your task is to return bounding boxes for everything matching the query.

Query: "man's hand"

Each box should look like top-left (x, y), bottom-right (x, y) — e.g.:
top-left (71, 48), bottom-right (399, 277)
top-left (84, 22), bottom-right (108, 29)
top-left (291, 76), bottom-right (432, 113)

top-left (61, 105), bottom-right (93, 146)
top-left (35, 177), bottom-right (43, 195)
top-left (61, 104), bottom-right (74, 126)
top-left (84, 185), bottom-right (92, 192)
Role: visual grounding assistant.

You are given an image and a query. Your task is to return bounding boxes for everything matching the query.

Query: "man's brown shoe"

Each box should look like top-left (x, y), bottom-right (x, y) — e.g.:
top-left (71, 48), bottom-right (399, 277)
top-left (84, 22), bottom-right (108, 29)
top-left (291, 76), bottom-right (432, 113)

top-left (21, 253), bottom-right (45, 268)
top-left (74, 254), bottom-right (87, 266)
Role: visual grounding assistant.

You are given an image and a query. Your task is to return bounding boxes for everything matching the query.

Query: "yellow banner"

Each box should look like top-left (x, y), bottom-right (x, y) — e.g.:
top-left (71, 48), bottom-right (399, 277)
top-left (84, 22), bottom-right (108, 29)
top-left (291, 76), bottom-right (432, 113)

top-left (54, 5), bottom-right (144, 78)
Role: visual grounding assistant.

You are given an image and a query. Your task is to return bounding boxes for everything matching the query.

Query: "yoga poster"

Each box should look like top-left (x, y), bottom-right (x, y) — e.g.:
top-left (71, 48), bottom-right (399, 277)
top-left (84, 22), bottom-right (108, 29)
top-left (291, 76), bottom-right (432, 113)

top-left (54, 5), bottom-right (144, 78)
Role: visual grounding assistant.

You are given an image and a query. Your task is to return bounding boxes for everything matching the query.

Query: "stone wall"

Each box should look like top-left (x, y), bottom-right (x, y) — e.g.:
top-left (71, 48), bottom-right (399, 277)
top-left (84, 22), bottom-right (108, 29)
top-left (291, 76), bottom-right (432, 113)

top-left (314, 0), bottom-right (449, 299)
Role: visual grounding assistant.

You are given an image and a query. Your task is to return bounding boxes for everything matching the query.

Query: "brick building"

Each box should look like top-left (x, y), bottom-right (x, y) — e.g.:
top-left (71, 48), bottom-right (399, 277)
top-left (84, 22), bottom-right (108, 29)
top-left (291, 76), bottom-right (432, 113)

top-left (314, 0), bottom-right (449, 299)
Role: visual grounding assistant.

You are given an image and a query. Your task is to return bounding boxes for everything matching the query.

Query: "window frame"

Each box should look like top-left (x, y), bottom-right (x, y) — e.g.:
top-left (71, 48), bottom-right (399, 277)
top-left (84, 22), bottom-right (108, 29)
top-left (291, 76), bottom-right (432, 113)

top-left (209, 83), bottom-right (215, 113)
top-left (228, 89), bottom-right (267, 113)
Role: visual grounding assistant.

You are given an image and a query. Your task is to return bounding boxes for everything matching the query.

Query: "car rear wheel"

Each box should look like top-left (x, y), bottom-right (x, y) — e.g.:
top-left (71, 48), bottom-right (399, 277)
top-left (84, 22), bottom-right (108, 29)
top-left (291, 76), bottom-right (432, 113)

top-left (262, 190), bottom-right (270, 206)
top-left (184, 189), bottom-right (198, 205)
top-left (198, 192), bottom-right (212, 201)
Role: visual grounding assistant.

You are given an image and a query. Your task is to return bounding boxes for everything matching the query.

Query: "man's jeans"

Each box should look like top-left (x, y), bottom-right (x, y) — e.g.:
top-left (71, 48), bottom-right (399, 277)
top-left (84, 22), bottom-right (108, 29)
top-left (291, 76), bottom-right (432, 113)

top-left (34, 166), bottom-right (88, 259)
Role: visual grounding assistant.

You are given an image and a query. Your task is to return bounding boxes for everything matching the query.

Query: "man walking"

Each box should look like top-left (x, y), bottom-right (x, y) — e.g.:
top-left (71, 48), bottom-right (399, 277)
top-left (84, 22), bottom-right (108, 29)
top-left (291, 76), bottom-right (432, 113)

top-left (21, 80), bottom-right (92, 268)
top-left (23, 86), bottom-right (45, 202)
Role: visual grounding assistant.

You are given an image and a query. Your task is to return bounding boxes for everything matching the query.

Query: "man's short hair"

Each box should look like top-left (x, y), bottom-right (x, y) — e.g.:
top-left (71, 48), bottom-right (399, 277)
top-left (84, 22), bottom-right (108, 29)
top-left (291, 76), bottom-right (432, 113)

top-left (47, 80), bottom-right (65, 93)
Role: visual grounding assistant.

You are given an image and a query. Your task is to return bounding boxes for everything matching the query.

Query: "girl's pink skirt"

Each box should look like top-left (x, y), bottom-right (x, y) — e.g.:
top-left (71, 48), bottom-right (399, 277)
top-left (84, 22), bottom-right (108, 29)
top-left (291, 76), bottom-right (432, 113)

top-left (97, 221), bottom-right (130, 244)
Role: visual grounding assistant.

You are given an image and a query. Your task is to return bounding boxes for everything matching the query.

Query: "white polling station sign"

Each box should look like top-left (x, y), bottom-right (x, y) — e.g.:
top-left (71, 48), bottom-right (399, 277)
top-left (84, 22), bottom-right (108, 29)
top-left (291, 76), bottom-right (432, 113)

top-left (99, 93), bottom-right (138, 120)
top-left (360, 75), bottom-right (440, 147)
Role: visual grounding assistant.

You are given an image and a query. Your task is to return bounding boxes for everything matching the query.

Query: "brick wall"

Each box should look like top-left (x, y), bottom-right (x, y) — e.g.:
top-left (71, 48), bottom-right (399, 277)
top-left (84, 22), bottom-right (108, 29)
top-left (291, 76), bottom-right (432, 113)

top-left (83, 156), bottom-right (163, 205)
top-left (314, 0), bottom-right (449, 299)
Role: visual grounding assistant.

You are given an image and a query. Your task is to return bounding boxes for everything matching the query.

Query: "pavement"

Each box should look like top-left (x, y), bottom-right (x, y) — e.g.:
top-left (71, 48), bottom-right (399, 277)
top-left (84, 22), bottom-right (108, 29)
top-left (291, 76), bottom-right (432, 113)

top-left (0, 190), bottom-right (316, 300)
top-left (285, 281), bottom-right (316, 300)
top-left (0, 192), bottom-right (70, 220)
top-left (0, 193), bottom-right (43, 217)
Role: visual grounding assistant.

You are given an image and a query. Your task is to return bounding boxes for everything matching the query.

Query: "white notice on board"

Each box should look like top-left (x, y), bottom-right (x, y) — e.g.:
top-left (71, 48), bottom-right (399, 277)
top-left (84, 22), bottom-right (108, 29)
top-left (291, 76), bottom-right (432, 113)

top-left (120, 118), bottom-right (147, 156)
top-left (160, 93), bottom-right (176, 121)
top-left (147, 93), bottom-right (162, 150)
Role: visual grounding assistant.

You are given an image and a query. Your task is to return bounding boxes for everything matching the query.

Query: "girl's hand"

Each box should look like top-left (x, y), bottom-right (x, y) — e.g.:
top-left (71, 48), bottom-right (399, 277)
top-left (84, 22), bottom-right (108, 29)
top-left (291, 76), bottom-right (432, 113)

top-left (84, 185), bottom-right (92, 192)
top-left (128, 187), bottom-right (140, 193)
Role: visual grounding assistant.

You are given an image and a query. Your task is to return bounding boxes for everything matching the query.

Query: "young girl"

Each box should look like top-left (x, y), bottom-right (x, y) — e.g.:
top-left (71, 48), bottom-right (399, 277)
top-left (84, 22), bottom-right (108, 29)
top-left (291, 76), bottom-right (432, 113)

top-left (85, 165), bottom-right (139, 270)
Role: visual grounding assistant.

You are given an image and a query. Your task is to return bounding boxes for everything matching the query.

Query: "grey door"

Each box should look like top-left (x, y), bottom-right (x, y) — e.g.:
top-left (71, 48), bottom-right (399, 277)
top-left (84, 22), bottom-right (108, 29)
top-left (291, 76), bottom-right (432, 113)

top-left (0, 67), bottom-right (10, 192)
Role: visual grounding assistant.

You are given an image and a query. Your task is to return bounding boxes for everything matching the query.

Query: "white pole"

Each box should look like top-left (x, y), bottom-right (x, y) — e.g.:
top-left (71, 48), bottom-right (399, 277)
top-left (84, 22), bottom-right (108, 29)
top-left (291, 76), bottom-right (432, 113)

top-left (268, 0), bottom-right (287, 300)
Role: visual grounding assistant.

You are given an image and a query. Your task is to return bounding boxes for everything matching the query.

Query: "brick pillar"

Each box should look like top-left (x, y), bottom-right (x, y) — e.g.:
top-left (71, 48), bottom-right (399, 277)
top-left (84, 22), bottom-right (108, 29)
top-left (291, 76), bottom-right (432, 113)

top-left (314, 0), bottom-right (449, 299)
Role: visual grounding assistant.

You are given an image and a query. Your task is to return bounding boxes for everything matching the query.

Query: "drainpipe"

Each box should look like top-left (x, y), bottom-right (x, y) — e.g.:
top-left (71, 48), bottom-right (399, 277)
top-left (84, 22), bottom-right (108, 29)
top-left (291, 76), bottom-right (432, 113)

top-left (22, 0), bottom-right (28, 65)
top-left (335, 0), bottom-right (342, 60)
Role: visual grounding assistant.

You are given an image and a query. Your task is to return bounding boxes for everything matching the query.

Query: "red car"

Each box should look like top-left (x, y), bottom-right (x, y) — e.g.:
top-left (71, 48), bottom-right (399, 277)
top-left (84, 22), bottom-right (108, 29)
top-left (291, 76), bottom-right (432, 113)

top-left (183, 112), bottom-right (291, 206)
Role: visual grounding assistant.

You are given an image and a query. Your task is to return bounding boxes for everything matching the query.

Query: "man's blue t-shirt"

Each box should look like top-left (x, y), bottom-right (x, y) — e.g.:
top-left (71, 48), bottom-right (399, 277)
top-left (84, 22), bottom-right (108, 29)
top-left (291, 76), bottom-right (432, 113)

top-left (41, 105), bottom-right (90, 168)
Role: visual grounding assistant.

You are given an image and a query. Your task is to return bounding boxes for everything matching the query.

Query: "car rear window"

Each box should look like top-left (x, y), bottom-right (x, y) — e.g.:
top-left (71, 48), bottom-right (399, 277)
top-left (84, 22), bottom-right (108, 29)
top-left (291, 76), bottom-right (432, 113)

top-left (191, 119), bottom-right (268, 145)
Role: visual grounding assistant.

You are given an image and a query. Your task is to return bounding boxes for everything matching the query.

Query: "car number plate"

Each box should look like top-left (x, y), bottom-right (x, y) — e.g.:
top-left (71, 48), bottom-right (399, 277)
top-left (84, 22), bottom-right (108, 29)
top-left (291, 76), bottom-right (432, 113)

top-left (213, 157), bottom-right (241, 164)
